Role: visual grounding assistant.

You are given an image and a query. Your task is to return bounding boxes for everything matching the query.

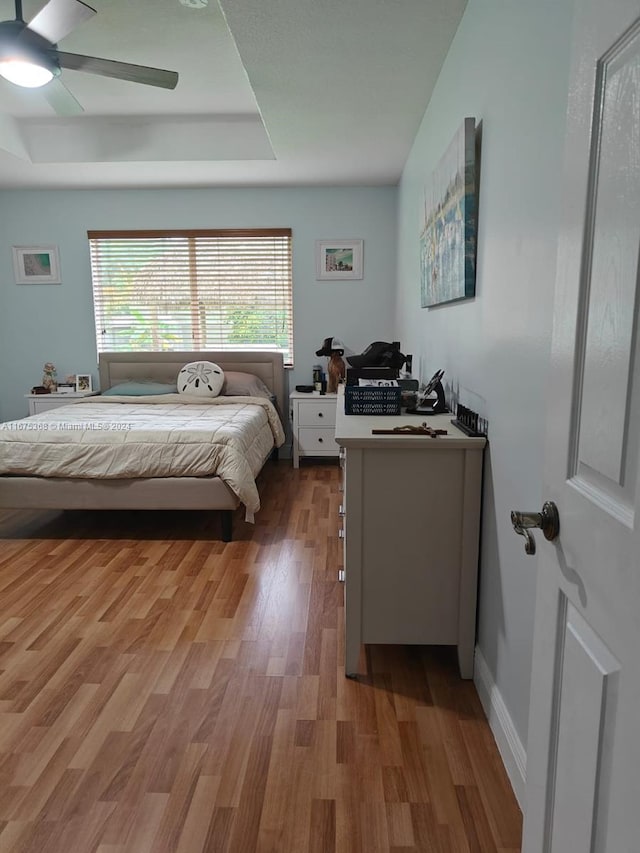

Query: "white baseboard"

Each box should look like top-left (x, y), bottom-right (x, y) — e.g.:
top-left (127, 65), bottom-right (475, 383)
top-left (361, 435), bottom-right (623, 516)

top-left (473, 645), bottom-right (527, 810)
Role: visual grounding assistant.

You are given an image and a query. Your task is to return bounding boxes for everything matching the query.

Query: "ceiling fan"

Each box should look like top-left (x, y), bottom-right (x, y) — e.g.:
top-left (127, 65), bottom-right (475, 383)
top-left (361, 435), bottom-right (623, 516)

top-left (0, 0), bottom-right (178, 115)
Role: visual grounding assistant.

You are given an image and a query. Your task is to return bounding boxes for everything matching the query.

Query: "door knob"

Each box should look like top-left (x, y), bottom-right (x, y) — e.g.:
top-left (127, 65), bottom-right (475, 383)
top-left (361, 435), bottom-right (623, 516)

top-left (510, 501), bottom-right (559, 555)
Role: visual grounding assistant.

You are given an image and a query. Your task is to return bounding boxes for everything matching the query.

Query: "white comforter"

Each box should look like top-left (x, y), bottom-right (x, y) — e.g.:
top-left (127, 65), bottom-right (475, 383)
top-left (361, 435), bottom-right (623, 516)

top-left (0, 394), bottom-right (285, 517)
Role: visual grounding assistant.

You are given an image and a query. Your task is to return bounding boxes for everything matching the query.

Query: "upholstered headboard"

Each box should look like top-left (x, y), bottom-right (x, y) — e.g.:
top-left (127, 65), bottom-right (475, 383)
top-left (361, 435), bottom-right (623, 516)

top-left (98, 351), bottom-right (286, 422)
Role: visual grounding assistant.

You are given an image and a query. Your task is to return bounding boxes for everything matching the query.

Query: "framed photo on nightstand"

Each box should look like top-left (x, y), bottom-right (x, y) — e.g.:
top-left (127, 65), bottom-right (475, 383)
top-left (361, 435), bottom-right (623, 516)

top-left (75, 374), bottom-right (92, 392)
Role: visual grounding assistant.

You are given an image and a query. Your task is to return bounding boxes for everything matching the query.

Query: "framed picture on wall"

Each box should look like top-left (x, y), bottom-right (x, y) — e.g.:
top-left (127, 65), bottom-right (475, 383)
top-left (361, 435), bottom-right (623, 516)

top-left (12, 245), bottom-right (61, 284)
top-left (315, 239), bottom-right (364, 280)
top-left (419, 117), bottom-right (477, 307)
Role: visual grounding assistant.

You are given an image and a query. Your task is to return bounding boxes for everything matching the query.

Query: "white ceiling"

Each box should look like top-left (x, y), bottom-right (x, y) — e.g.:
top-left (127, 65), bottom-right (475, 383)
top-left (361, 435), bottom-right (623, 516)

top-left (0, 0), bottom-right (467, 189)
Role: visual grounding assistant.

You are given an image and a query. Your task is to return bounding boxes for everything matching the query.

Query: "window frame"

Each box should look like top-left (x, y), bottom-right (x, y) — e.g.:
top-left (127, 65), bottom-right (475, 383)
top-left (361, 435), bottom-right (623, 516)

top-left (88, 228), bottom-right (294, 366)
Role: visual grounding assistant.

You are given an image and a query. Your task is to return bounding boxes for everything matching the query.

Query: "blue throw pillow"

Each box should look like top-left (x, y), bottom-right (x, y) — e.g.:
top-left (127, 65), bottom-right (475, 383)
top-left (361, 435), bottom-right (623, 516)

top-left (102, 381), bottom-right (177, 396)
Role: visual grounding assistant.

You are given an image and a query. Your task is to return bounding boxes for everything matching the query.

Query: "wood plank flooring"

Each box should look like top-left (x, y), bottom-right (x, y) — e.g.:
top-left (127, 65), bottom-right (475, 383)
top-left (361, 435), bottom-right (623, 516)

top-left (0, 461), bottom-right (522, 852)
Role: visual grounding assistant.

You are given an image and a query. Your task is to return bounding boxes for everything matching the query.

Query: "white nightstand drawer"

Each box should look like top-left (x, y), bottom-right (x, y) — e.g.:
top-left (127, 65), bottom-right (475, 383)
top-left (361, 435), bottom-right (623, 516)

top-left (25, 392), bottom-right (98, 416)
top-left (298, 400), bottom-right (337, 427)
top-left (290, 391), bottom-right (339, 467)
top-left (297, 426), bottom-right (338, 454)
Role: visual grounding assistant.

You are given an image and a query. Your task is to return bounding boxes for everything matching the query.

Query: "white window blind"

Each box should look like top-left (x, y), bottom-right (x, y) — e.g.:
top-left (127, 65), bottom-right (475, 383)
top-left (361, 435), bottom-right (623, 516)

top-left (88, 229), bottom-right (293, 365)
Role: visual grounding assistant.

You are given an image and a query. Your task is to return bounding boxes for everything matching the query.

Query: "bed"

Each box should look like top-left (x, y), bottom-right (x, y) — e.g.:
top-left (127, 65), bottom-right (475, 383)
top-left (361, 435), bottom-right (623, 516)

top-left (0, 351), bottom-right (286, 541)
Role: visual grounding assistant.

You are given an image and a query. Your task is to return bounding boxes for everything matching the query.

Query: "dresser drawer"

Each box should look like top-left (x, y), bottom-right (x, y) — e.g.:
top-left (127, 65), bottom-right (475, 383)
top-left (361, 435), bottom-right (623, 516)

top-left (298, 400), bottom-right (336, 427)
top-left (298, 426), bottom-right (338, 453)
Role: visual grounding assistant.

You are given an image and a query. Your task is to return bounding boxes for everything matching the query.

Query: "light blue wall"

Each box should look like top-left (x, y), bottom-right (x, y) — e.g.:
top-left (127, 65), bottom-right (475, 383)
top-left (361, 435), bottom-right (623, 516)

top-left (396, 0), bottom-right (575, 754)
top-left (0, 187), bottom-right (396, 421)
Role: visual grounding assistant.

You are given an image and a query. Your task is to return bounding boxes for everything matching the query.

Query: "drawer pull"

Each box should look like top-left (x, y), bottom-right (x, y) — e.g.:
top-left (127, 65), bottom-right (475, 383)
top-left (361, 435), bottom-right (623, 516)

top-left (318, 412), bottom-right (324, 418)
top-left (318, 437), bottom-right (323, 443)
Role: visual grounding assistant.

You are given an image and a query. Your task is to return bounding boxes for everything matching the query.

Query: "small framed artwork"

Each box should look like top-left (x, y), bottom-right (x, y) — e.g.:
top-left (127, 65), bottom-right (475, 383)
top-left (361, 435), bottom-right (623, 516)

top-left (12, 245), bottom-right (61, 284)
top-left (75, 374), bottom-right (92, 393)
top-left (315, 239), bottom-right (363, 280)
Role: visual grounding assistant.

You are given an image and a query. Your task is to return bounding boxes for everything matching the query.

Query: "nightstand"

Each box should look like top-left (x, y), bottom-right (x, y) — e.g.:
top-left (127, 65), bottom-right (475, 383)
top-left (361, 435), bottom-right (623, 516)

top-left (25, 392), bottom-right (98, 416)
top-left (290, 391), bottom-right (339, 467)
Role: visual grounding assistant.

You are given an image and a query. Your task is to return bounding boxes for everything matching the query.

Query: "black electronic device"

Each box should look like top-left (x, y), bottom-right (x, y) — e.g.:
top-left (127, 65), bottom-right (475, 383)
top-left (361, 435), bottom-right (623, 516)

top-left (295, 385), bottom-right (315, 393)
top-left (346, 366), bottom-right (399, 385)
top-left (405, 369), bottom-right (448, 415)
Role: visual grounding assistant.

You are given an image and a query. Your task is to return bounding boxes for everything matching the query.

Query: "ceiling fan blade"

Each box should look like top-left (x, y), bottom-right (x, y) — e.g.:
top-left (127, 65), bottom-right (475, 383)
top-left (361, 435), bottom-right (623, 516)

top-left (57, 51), bottom-right (178, 89)
top-left (41, 76), bottom-right (83, 115)
top-left (26, 0), bottom-right (96, 45)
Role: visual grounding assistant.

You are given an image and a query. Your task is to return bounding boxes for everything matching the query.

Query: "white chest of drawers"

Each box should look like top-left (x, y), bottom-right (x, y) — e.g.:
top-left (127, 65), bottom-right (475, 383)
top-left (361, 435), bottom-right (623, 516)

top-left (334, 386), bottom-right (486, 679)
top-left (290, 391), bottom-right (339, 467)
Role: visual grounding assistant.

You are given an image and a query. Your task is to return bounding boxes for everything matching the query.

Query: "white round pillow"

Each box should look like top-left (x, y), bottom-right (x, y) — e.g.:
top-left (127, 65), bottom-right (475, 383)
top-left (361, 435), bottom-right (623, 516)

top-left (177, 361), bottom-right (225, 397)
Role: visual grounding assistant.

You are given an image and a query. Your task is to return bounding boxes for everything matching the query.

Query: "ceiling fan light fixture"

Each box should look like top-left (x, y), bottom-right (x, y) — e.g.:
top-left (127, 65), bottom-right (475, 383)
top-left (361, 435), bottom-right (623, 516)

top-left (0, 58), bottom-right (54, 87)
top-left (0, 0), bottom-right (180, 110)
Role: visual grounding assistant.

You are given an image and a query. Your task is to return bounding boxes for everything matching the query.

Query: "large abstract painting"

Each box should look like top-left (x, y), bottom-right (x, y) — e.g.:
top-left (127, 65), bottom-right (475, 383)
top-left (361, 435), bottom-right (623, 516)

top-left (420, 117), bottom-right (477, 307)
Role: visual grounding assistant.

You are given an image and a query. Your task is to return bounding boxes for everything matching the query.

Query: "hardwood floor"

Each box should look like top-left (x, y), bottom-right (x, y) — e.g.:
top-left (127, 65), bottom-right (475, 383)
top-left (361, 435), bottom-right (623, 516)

top-left (0, 461), bottom-right (522, 852)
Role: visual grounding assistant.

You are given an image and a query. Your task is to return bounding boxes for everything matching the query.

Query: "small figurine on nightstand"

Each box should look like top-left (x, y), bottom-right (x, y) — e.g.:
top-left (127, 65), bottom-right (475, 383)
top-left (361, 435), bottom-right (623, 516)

top-left (42, 362), bottom-right (57, 392)
top-left (315, 337), bottom-right (346, 393)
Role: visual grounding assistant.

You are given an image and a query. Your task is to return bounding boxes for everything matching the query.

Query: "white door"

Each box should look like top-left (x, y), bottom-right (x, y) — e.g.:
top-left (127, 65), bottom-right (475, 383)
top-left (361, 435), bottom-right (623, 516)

top-left (522, 1), bottom-right (640, 851)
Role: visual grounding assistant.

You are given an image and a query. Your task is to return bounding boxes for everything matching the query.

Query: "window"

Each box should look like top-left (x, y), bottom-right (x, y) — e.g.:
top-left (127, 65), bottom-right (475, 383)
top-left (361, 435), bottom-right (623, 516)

top-left (88, 229), bottom-right (293, 365)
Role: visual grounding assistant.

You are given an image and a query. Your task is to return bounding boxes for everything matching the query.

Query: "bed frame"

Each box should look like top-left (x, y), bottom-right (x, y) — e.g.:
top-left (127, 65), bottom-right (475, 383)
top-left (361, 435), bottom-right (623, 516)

top-left (0, 351), bottom-right (285, 542)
